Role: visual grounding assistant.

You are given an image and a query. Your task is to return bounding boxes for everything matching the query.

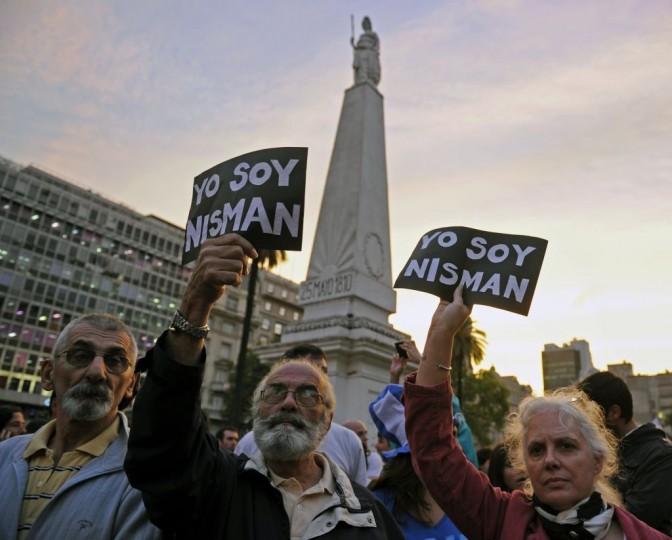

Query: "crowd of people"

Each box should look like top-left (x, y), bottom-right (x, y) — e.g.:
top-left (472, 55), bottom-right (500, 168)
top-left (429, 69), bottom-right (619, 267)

top-left (1, 233), bottom-right (671, 539)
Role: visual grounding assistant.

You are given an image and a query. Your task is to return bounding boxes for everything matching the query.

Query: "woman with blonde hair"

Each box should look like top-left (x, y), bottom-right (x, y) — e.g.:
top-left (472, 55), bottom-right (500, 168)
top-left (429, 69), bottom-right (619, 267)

top-left (403, 285), bottom-right (669, 539)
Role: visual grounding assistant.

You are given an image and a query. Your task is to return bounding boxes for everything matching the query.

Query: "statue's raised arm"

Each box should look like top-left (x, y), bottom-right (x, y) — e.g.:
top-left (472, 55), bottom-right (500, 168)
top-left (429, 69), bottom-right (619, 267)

top-left (351, 16), bottom-right (381, 86)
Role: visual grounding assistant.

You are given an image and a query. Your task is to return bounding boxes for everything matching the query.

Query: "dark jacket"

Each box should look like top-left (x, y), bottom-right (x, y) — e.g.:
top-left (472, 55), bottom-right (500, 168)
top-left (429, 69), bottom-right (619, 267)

top-left (124, 333), bottom-right (404, 540)
top-left (615, 422), bottom-right (672, 535)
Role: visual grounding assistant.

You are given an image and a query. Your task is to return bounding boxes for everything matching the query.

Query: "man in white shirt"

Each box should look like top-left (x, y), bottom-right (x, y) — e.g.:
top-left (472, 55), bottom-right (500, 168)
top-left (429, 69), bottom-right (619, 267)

top-left (235, 344), bottom-right (368, 486)
top-left (343, 419), bottom-right (383, 486)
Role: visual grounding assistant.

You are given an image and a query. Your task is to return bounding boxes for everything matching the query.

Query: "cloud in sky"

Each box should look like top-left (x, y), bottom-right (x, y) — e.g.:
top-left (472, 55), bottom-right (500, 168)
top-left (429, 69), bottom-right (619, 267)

top-left (1, 0), bottom-right (671, 393)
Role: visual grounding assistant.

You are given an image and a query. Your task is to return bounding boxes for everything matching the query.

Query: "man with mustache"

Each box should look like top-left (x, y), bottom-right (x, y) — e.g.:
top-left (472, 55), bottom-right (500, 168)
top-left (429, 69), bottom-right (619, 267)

top-left (235, 344), bottom-right (368, 486)
top-left (0, 313), bottom-right (161, 540)
top-left (125, 234), bottom-right (403, 539)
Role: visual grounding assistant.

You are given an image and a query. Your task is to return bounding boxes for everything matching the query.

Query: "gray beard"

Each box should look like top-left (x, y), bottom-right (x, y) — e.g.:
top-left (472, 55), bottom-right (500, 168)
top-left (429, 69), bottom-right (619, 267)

top-left (253, 410), bottom-right (327, 462)
top-left (61, 380), bottom-right (114, 421)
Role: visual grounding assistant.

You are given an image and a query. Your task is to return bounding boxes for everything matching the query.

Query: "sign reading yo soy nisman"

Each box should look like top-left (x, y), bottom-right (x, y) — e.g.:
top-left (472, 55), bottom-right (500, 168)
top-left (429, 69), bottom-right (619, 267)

top-left (182, 147), bottom-right (308, 264)
top-left (394, 226), bottom-right (548, 316)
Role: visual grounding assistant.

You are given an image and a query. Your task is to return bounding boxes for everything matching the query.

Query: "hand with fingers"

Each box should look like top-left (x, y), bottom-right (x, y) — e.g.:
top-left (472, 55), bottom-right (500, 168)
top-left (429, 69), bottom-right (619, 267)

top-left (167, 234), bottom-right (258, 366)
top-left (390, 340), bottom-right (422, 383)
top-left (418, 284), bottom-right (472, 386)
top-left (180, 234), bottom-right (258, 325)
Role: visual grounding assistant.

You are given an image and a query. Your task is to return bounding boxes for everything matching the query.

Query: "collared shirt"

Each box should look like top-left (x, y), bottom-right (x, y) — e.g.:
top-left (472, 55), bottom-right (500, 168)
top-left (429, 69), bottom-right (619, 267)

top-left (18, 417), bottom-right (120, 540)
top-left (267, 453), bottom-right (335, 540)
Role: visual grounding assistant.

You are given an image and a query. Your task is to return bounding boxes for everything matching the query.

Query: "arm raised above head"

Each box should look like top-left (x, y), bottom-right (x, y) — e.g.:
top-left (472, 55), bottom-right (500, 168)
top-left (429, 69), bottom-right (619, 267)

top-left (416, 284), bottom-right (472, 387)
top-left (168, 234), bottom-right (257, 366)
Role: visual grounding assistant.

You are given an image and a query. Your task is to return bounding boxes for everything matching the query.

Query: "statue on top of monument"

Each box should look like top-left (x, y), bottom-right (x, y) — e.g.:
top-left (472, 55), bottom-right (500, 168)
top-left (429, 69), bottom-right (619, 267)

top-left (350, 16), bottom-right (381, 86)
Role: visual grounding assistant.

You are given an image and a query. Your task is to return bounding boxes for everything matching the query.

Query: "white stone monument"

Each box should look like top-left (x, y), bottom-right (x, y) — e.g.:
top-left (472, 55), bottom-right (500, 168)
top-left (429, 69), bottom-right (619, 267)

top-left (258, 17), bottom-right (408, 425)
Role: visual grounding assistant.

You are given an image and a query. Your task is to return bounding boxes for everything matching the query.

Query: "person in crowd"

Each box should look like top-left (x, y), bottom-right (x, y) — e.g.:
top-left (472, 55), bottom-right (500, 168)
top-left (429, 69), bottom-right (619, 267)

top-left (477, 447), bottom-right (492, 474)
top-left (25, 419), bottom-right (47, 434)
top-left (235, 343), bottom-right (368, 486)
top-left (124, 234), bottom-right (404, 539)
top-left (215, 425), bottom-right (240, 452)
top-left (369, 383), bottom-right (467, 539)
top-left (376, 432), bottom-right (392, 457)
top-left (404, 285), bottom-right (669, 539)
top-left (342, 419), bottom-right (383, 486)
top-left (391, 339), bottom-right (479, 468)
top-left (0, 313), bottom-right (161, 539)
top-left (0, 404), bottom-right (27, 440)
top-left (580, 371), bottom-right (672, 535)
top-left (487, 441), bottom-right (527, 493)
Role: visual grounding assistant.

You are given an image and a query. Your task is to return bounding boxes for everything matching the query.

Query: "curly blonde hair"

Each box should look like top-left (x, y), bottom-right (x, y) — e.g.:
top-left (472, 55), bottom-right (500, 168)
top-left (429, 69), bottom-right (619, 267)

top-left (504, 387), bottom-right (622, 507)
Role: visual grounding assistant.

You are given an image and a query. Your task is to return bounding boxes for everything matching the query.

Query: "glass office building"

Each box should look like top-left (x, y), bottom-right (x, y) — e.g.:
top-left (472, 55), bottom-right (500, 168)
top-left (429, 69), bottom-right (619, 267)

top-left (0, 156), bottom-right (188, 414)
top-left (0, 155), bottom-right (303, 428)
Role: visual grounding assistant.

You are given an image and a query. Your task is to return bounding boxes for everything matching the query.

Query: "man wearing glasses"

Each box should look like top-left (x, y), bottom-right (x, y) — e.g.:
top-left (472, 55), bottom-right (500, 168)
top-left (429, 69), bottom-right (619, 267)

top-left (125, 234), bottom-right (403, 539)
top-left (235, 344), bottom-right (368, 486)
top-left (0, 313), bottom-right (161, 539)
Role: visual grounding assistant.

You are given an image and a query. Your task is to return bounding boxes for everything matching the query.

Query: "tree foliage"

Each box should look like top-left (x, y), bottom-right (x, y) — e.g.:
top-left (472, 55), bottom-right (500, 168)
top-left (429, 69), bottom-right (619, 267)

top-left (461, 366), bottom-right (511, 447)
top-left (223, 351), bottom-right (270, 431)
top-left (231, 249), bottom-right (287, 422)
top-left (451, 316), bottom-right (488, 403)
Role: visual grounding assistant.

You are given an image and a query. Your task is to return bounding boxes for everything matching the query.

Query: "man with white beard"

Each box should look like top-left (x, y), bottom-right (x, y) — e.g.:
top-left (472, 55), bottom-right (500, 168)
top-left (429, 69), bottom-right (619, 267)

top-left (235, 344), bottom-right (368, 486)
top-left (125, 234), bottom-right (403, 539)
top-left (0, 313), bottom-right (161, 540)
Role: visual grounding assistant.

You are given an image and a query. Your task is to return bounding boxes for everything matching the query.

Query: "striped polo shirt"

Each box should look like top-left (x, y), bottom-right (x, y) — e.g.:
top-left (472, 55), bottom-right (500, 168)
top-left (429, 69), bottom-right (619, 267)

top-left (18, 417), bottom-right (120, 539)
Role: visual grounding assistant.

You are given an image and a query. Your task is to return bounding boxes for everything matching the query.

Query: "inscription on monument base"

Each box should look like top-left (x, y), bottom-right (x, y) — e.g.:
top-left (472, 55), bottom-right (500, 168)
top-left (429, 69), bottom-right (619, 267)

top-left (299, 271), bottom-right (354, 304)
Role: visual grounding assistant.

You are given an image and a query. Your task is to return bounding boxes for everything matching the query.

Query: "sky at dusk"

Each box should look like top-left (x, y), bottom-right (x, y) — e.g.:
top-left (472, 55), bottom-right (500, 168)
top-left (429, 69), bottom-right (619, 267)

top-left (2, 1), bottom-right (671, 395)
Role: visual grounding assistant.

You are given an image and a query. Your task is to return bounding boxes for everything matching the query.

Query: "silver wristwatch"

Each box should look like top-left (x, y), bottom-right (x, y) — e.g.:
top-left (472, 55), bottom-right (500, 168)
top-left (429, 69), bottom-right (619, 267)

top-left (169, 309), bottom-right (210, 339)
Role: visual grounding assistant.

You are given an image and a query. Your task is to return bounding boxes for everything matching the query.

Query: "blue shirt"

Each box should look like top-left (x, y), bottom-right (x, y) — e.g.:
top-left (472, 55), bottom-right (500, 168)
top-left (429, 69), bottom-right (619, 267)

top-left (373, 489), bottom-right (468, 540)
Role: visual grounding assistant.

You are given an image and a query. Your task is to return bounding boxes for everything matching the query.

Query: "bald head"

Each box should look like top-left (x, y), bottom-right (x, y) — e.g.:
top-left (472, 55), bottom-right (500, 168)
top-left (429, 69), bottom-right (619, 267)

top-left (343, 420), bottom-right (369, 452)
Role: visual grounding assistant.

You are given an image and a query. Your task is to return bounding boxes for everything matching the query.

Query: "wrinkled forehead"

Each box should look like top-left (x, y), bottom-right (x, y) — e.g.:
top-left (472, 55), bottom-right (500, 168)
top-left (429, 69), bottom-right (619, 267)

top-left (267, 363), bottom-right (322, 388)
top-left (64, 323), bottom-right (135, 356)
top-left (524, 409), bottom-right (582, 444)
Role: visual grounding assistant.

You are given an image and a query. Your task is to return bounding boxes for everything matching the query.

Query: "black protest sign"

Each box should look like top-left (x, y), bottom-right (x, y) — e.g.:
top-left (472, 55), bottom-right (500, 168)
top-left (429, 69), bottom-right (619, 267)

top-left (394, 226), bottom-right (548, 316)
top-left (182, 147), bottom-right (308, 264)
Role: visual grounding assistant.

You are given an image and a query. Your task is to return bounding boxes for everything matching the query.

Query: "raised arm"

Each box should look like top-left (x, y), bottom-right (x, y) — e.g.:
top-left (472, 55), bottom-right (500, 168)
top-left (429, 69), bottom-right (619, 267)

top-left (416, 284), bottom-right (471, 386)
top-left (404, 286), bottom-right (515, 539)
top-left (167, 234), bottom-right (257, 365)
top-left (125, 234), bottom-right (257, 534)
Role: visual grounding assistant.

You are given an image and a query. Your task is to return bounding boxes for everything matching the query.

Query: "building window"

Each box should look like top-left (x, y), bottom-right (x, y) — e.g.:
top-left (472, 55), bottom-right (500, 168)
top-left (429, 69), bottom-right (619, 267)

top-left (263, 301), bottom-right (272, 312)
top-left (261, 318), bottom-right (271, 330)
top-left (220, 343), bottom-right (232, 359)
top-left (267, 283), bottom-right (275, 293)
top-left (225, 297), bottom-right (238, 311)
top-left (278, 307), bottom-right (286, 317)
top-left (293, 311), bottom-right (300, 321)
top-left (211, 396), bottom-right (223, 410)
top-left (214, 368), bottom-right (227, 383)
top-left (222, 322), bottom-right (235, 334)
top-left (281, 289), bottom-right (288, 299)
top-left (273, 322), bottom-right (283, 335)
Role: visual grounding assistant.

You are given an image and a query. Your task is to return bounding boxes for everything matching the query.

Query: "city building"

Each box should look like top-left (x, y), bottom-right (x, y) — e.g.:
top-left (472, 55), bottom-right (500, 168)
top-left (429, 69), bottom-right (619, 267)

top-left (0, 155), bottom-right (302, 428)
top-left (542, 338), bottom-right (596, 392)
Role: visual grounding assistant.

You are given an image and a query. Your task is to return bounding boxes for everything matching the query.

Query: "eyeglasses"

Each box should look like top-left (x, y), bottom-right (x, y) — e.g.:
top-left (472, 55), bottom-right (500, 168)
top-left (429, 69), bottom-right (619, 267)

top-left (261, 384), bottom-right (323, 408)
top-left (57, 348), bottom-right (132, 374)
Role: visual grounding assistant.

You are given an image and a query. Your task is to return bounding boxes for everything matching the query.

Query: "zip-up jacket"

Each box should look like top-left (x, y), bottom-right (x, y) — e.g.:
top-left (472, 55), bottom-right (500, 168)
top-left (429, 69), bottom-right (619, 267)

top-left (125, 333), bottom-right (404, 540)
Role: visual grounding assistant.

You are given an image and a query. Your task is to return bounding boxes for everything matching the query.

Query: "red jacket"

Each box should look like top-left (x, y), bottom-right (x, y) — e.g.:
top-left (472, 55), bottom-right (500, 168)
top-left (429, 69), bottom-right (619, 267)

top-left (403, 374), bottom-right (670, 540)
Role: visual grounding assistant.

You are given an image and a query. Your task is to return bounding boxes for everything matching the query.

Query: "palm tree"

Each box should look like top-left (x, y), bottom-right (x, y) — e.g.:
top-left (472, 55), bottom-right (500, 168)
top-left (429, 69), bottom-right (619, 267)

top-left (231, 249), bottom-right (287, 425)
top-left (451, 317), bottom-right (487, 403)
